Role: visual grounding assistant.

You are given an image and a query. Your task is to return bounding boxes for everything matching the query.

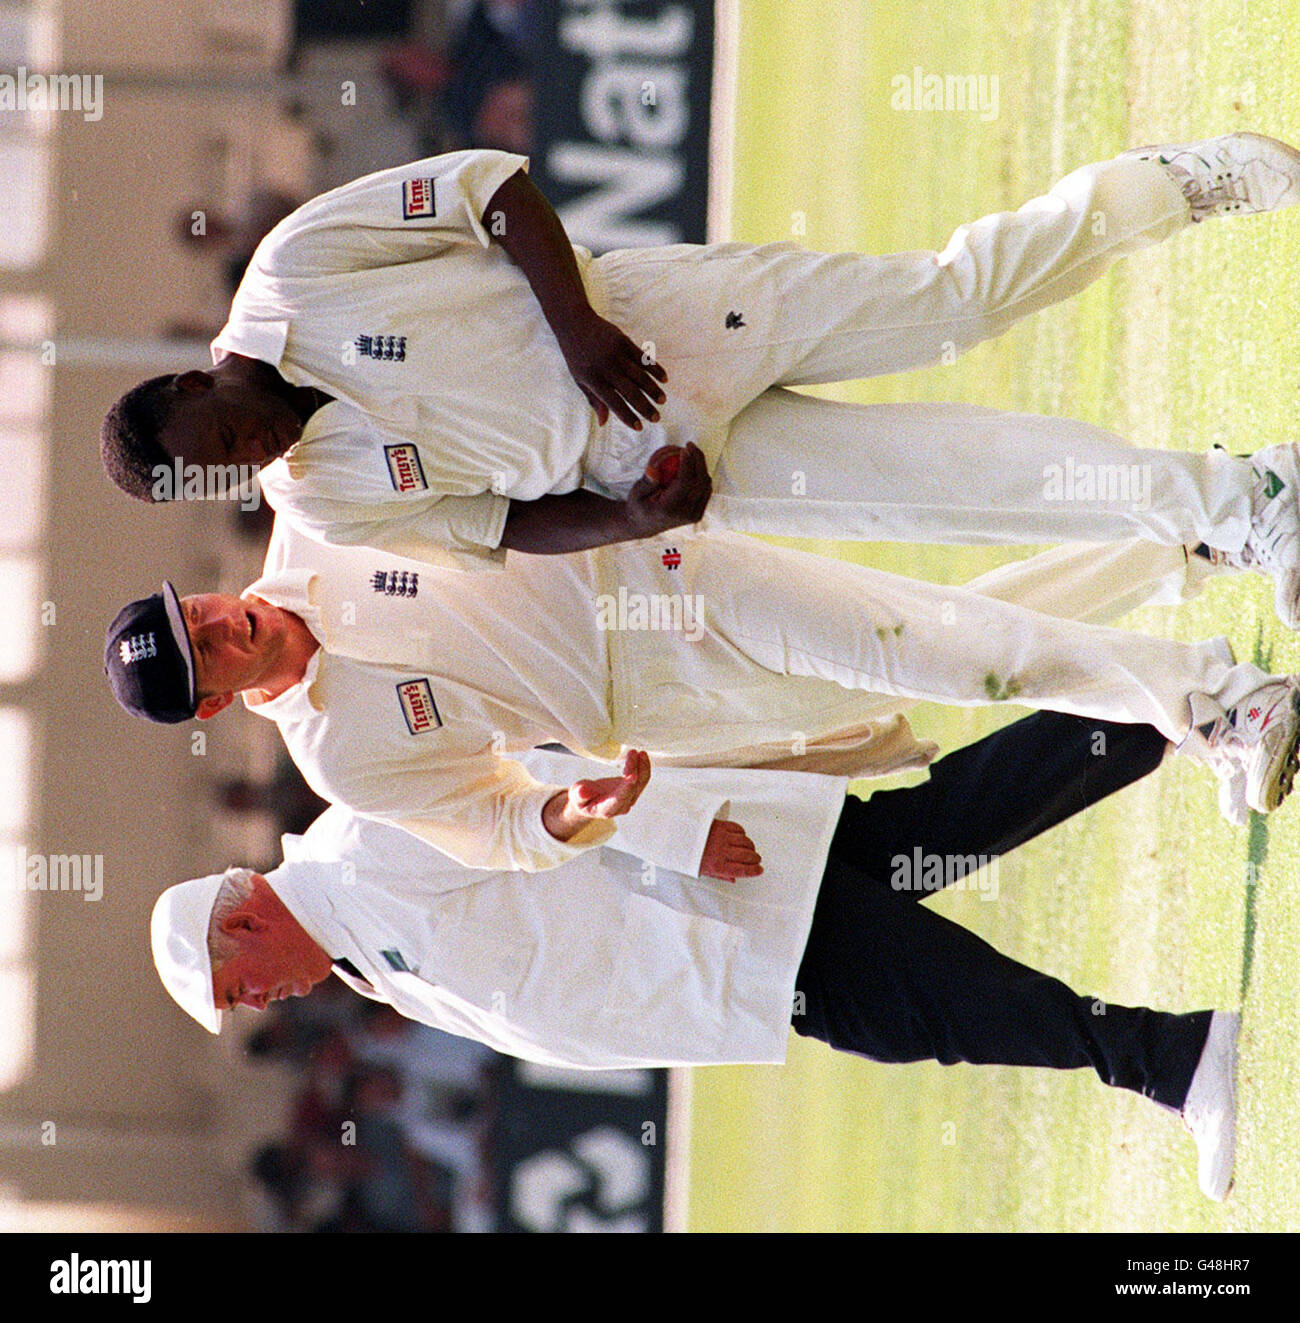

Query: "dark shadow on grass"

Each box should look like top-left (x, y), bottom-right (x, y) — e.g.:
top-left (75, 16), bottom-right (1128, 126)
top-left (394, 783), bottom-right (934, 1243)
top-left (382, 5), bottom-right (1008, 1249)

top-left (1241, 811), bottom-right (1267, 1002)
top-left (1240, 625), bottom-right (1273, 1002)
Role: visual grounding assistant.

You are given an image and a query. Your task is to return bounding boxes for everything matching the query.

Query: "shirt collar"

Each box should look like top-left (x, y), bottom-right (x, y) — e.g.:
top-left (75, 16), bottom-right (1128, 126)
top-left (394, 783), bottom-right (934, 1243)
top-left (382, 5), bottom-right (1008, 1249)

top-left (265, 859), bottom-right (406, 993)
top-left (234, 570), bottom-right (326, 720)
top-left (242, 646), bottom-right (324, 722)
top-left (211, 316), bottom-right (291, 374)
top-left (211, 307), bottom-right (418, 427)
top-left (242, 568), bottom-right (323, 635)
top-left (262, 859), bottom-right (354, 964)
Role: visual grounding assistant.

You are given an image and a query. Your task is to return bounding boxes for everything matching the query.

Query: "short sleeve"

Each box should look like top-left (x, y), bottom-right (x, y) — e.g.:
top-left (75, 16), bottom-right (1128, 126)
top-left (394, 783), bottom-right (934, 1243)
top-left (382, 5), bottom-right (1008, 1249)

top-left (260, 461), bottom-right (512, 572)
top-left (251, 150), bottom-right (529, 277)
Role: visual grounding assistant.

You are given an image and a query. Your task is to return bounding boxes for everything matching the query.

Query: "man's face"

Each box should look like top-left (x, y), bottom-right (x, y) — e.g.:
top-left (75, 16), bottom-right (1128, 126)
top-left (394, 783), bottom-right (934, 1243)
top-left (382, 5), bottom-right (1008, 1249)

top-left (211, 874), bottom-right (333, 1012)
top-left (158, 372), bottom-right (302, 470)
top-left (180, 593), bottom-right (293, 707)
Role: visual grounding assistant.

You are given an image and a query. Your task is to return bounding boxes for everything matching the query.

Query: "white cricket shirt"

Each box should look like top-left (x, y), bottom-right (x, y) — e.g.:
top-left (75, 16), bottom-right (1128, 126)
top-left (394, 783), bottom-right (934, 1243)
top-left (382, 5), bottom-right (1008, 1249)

top-left (240, 521), bottom-right (620, 871)
top-left (216, 149), bottom-right (612, 569)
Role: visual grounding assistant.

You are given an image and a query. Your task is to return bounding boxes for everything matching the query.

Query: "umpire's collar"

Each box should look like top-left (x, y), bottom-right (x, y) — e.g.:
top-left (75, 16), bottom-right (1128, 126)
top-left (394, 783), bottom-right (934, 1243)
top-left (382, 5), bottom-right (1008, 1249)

top-left (262, 859), bottom-right (358, 972)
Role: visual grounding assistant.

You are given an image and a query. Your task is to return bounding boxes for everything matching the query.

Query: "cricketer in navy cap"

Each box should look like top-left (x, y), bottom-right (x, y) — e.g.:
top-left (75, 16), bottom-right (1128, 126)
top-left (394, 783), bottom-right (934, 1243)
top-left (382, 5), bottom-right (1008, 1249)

top-left (104, 582), bottom-right (198, 724)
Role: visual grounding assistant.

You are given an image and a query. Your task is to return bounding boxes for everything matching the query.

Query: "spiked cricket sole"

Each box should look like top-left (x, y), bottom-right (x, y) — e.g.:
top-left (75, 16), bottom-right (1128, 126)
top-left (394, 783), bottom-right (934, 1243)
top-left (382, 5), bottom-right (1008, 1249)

top-left (1247, 689), bottom-right (1300, 813)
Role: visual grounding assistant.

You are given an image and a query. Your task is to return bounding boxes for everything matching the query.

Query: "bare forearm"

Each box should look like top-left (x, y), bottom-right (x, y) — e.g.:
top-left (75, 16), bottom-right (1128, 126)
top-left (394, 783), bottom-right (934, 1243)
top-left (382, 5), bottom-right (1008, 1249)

top-left (500, 491), bottom-right (656, 554)
top-left (484, 168), bottom-right (666, 428)
top-left (484, 169), bottom-right (590, 330)
top-left (500, 444), bottom-right (711, 555)
top-left (542, 751), bottom-right (653, 842)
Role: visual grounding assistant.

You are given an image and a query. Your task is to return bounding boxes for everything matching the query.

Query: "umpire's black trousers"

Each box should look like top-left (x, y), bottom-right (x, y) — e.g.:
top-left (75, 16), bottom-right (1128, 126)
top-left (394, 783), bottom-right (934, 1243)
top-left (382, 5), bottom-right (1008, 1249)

top-left (792, 711), bottom-right (1211, 1110)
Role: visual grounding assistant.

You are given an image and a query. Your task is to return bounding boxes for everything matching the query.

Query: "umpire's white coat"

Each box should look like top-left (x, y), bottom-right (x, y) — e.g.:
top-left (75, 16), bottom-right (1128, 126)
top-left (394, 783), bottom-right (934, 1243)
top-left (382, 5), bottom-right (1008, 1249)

top-left (269, 751), bottom-right (846, 1068)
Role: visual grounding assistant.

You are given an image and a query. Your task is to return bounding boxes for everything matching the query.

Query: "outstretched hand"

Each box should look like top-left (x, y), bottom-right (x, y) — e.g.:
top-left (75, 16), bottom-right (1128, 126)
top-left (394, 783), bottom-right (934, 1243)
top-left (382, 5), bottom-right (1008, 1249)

top-left (556, 309), bottom-right (668, 429)
top-left (568, 749), bottom-right (652, 820)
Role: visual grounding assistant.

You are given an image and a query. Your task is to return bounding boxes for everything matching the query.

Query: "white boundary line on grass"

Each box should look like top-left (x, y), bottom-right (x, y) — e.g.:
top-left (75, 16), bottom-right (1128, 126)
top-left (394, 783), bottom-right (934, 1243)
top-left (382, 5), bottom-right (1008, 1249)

top-left (707, 0), bottom-right (740, 244)
top-left (664, 0), bottom-right (740, 1235)
top-left (662, 1066), bottom-right (695, 1233)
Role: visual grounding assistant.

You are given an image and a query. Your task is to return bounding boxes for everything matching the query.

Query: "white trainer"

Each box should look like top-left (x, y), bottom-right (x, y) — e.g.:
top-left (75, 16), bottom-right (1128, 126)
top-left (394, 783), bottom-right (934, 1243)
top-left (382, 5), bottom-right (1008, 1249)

top-left (1182, 1010), bottom-right (1240, 1201)
top-left (1123, 132), bottom-right (1300, 221)
top-left (1201, 445), bottom-right (1300, 629)
top-left (1199, 677), bottom-right (1300, 814)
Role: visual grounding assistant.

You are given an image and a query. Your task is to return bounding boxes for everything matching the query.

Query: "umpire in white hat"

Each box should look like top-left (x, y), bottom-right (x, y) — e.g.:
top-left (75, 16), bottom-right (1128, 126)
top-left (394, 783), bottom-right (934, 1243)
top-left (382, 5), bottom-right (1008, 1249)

top-left (152, 721), bottom-right (1240, 1201)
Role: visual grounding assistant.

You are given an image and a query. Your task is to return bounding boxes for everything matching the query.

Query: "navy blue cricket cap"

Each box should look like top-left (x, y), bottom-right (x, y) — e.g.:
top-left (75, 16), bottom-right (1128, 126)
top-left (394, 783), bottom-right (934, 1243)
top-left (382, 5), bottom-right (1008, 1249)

top-left (104, 582), bottom-right (198, 724)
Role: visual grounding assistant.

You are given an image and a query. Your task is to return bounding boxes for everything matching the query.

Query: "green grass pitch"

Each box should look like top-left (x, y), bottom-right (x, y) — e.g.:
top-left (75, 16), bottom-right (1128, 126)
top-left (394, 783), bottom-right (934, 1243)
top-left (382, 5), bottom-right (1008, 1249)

top-left (685, 0), bottom-right (1300, 1232)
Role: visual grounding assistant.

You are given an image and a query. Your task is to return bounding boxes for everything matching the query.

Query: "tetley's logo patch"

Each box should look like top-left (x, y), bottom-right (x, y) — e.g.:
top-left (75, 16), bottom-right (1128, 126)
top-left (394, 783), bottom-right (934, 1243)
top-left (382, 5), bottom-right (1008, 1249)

top-left (402, 177), bottom-right (436, 219)
top-left (384, 443), bottom-right (428, 493)
top-left (397, 679), bottom-right (442, 734)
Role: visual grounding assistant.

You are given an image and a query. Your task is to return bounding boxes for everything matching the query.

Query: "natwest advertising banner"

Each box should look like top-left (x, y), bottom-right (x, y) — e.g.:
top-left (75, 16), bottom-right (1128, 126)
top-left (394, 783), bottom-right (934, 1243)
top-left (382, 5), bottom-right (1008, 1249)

top-left (530, 0), bottom-right (716, 251)
top-left (492, 1061), bottom-right (670, 1232)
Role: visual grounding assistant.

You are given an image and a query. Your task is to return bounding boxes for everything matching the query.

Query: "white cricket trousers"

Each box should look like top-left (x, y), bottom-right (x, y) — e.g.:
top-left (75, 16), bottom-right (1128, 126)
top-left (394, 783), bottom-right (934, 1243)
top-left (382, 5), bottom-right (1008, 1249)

top-left (589, 154), bottom-right (1253, 554)
top-left (606, 533), bottom-right (1267, 758)
top-left (688, 533), bottom-right (1267, 750)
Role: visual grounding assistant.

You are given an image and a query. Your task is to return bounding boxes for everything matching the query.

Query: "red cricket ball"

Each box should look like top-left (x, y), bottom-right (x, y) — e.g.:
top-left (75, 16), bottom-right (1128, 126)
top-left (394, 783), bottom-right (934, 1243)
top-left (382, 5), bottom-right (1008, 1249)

top-left (654, 450), bottom-right (682, 483)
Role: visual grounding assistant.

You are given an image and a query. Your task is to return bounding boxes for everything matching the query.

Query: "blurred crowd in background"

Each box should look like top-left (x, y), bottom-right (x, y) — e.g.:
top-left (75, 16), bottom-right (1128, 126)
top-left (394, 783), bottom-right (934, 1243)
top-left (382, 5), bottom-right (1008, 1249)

top-left (242, 985), bottom-right (502, 1232)
top-left (170, 0), bottom-right (539, 339)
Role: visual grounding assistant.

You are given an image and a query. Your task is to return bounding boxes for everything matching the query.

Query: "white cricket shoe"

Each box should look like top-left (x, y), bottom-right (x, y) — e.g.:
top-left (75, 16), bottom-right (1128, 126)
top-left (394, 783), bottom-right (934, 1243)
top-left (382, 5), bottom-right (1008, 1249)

top-left (1182, 1010), bottom-right (1240, 1201)
top-left (1123, 132), bottom-right (1300, 221)
top-left (1201, 444), bottom-right (1300, 629)
top-left (1200, 677), bottom-right (1300, 815)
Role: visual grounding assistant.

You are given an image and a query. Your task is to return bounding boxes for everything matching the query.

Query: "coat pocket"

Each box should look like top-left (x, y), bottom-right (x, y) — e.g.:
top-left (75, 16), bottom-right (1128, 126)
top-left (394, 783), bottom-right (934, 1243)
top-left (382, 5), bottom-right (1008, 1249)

top-left (599, 892), bottom-right (741, 1055)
